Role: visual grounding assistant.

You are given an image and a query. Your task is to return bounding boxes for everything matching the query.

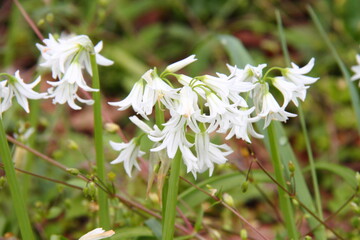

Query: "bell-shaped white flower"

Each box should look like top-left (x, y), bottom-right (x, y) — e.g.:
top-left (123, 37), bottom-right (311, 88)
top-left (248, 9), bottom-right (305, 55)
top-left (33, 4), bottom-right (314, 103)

top-left (79, 228), bottom-right (115, 240)
top-left (165, 55), bottom-right (197, 73)
top-left (47, 81), bottom-right (93, 110)
top-left (0, 81), bottom-right (11, 114)
top-left (195, 132), bottom-right (233, 176)
top-left (0, 71), bottom-right (47, 114)
top-left (258, 91), bottom-right (296, 128)
top-left (108, 79), bottom-right (146, 117)
top-left (351, 54), bottom-right (360, 86)
top-left (176, 85), bottom-right (199, 118)
top-left (272, 76), bottom-right (308, 107)
top-left (110, 138), bottom-right (144, 177)
top-left (282, 58), bottom-right (318, 87)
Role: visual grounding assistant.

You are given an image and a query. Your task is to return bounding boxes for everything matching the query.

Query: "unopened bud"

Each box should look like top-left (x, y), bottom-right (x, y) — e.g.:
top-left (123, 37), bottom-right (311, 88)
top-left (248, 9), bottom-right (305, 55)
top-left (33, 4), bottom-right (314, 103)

top-left (46, 13), bottom-right (54, 23)
top-left (104, 123), bottom-right (119, 133)
top-left (0, 177), bottom-right (6, 189)
top-left (107, 171), bottom-right (116, 182)
top-left (292, 198), bottom-right (299, 207)
top-left (351, 202), bottom-right (360, 213)
top-left (240, 229), bottom-right (248, 240)
top-left (37, 19), bottom-right (45, 26)
top-left (241, 181), bottom-right (249, 193)
top-left (67, 139), bottom-right (79, 150)
top-left (223, 193), bottom-right (234, 207)
top-left (206, 184), bottom-right (217, 196)
top-left (88, 182), bottom-right (97, 199)
top-left (288, 161), bottom-right (295, 173)
top-left (304, 235), bottom-right (313, 240)
top-left (66, 168), bottom-right (80, 176)
top-left (148, 192), bottom-right (159, 204)
top-left (356, 172), bottom-right (360, 187)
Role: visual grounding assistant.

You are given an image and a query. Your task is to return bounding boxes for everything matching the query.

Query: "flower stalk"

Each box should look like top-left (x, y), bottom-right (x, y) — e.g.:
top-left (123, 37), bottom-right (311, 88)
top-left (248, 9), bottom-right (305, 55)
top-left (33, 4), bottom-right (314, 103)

top-left (162, 150), bottom-right (182, 240)
top-left (0, 117), bottom-right (35, 240)
top-left (90, 53), bottom-right (110, 229)
top-left (267, 122), bottom-right (298, 239)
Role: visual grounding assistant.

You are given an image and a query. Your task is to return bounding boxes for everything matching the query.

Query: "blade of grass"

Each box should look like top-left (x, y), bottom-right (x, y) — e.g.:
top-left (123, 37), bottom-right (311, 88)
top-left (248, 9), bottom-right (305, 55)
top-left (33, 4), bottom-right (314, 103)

top-left (308, 5), bottom-right (360, 133)
top-left (0, 118), bottom-right (35, 240)
top-left (276, 10), bottom-right (326, 239)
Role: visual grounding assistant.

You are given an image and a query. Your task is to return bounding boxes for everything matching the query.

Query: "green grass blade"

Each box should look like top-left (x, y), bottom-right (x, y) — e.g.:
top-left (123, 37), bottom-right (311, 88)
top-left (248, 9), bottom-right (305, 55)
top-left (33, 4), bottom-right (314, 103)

top-left (308, 5), bottom-right (360, 133)
top-left (276, 10), bottom-right (326, 239)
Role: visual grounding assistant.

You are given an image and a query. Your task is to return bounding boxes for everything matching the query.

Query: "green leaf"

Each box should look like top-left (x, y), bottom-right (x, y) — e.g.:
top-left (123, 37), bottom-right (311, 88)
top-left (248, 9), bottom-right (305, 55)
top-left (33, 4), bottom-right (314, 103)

top-left (111, 227), bottom-right (153, 239)
top-left (145, 218), bottom-right (162, 240)
top-left (304, 162), bottom-right (357, 189)
top-left (217, 34), bottom-right (252, 68)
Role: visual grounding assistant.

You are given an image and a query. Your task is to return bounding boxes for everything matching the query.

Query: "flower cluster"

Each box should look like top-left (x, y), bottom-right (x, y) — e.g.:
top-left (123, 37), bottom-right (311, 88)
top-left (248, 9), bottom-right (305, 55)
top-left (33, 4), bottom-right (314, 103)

top-left (109, 55), bottom-right (318, 177)
top-left (0, 70), bottom-right (47, 116)
top-left (37, 34), bottom-right (113, 110)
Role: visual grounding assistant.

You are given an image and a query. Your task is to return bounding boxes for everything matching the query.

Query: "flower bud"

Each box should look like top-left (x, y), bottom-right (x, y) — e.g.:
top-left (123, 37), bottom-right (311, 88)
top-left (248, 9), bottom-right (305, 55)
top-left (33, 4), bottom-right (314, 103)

top-left (66, 168), bottom-right (80, 176)
top-left (104, 123), bottom-right (120, 133)
top-left (107, 171), bottom-right (116, 182)
top-left (288, 161), bottom-right (295, 173)
top-left (240, 229), bottom-right (248, 240)
top-left (67, 139), bottom-right (79, 150)
top-left (148, 192), bottom-right (160, 204)
top-left (206, 184), bottom-right (217, 196)
top-left (223, 193), bottom-right (234, 207)
top-left (304, 236), bottom-right (312, 240)
top-left (0, 176), bottom-right (6, 189)
top-left (241, 181), bottom-right (249, 193)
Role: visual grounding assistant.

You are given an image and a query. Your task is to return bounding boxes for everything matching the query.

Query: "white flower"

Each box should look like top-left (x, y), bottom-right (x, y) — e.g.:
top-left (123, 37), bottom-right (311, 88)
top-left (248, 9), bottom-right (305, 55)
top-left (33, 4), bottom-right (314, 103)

top-left (258, 92), bottom-right (296, 128)
top-left (195, 132), bottom-right (233, 176)
top-left (79, 228), bottom-right (115, 240)
top-left (272, 76), bottom-right (308, 107)
top-left (351, 54), bottom-right (360, 85)
top-left (37, 34), bottom-right (113, 78)
top-left (282, 58), bottom-right (318, 87)
top-left (176, 85), bottom-right (199, 118)
top-left (228, 63), bottom-right (267, 83)
top-left (47, 81), bottom-right (93, 110)
top-left (165, 55), bottom-right (197, 73)
top-left (37, 33), bottom-right (113, 110)
top-left (108, 79), bottom-right (146, 117)
top-left (0, 71), bottom-right (47, 114)
top-left (110, 138), bottom-right (144, 177)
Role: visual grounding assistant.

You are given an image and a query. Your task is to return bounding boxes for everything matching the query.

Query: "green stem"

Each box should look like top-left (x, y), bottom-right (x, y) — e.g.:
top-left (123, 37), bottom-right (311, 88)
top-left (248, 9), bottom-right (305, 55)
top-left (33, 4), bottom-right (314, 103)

top-left (267, 123), bottom-right (298, 239)
top-left (0, 118), bottom-right (35, 240)
top-left (90, 53), bottom-right (110, 229)
top-left (162, 150), bottom-right (182, 240)
top-left (298, 104), bottom-right (324, 216)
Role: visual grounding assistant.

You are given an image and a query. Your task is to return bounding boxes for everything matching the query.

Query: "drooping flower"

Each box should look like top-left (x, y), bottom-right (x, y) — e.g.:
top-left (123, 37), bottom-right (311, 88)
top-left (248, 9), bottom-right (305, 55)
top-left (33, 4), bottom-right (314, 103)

top-left (79, 228), bottom-right (115, 240)
top-left (109, 138), bottom-right (144, 177)
top-left (0, 70), bottom-right (47, 114)
top-left (351, 54), bottom-right (360, 86)
top-left (37, 33), bottom-right (113, 110)
top-left (194, 131), bottom-right (233, 176)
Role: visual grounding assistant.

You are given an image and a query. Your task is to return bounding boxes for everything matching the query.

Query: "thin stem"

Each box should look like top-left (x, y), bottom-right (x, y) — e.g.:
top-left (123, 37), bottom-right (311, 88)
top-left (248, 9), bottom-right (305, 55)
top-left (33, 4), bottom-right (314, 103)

top-left (255, 159), bottom-right (344, 240)
top-left (180, 176), bottom-right (269, 240)
top-left (12, 0), bottom-right (44, 40)
top-left (308, 6), bottom-right (360, 133)
top-left (0, 118), bottom-right (35, 240)
top-left (90, 53), bottom-right (110, 229)
top-left (267, 123), bottom-right (298, 239)
top-left (298, 105), bottom-right (324, 219)
top-left (162, 150), bottom-right (182, 240)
